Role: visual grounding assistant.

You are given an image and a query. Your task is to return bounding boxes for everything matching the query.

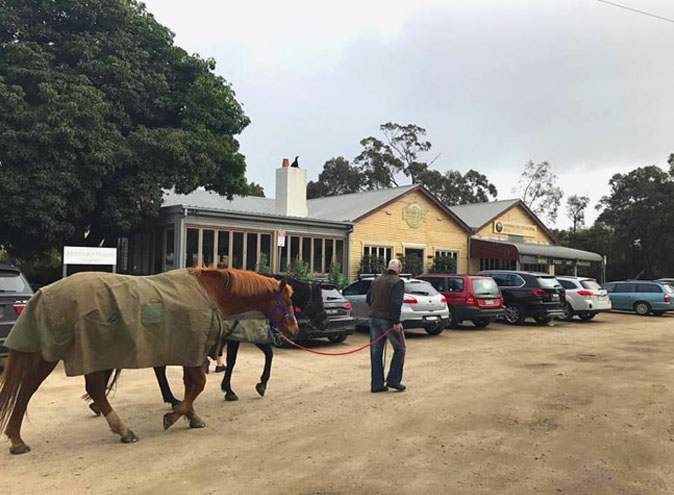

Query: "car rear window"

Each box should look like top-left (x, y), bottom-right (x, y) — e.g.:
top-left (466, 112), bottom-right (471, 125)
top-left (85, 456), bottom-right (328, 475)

top-left (471, 278), bottom-right (499, 296)
top-left (637, 284), bottom-right (661, 293)
top-left (536, 276), bottom-right (561, 289)
top-left (0, 271), bottom-right (29, 292)
top-left (580, 279), bottom-right (602, 291)
top-left (322, 287), bottom-right (345, 301)
top-left (404, 281), bottom-right (438, 296)
top-left (664, 284), bottom-right (674, 294)
top-left (421, 277), bottom-right (446, 292)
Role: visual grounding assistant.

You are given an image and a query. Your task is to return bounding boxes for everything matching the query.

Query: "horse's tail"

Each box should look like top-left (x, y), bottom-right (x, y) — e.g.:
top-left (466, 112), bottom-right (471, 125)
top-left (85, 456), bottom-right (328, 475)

top-left (81, 368), bottom-right (122, 402)
top-left (0, 350), bottom-right (41, 433)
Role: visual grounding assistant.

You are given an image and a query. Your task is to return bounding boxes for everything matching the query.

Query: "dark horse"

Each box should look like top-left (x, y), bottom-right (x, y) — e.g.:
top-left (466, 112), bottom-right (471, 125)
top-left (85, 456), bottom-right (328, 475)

top-left (94, 277), bottom-right (327, 410)
top-left (0, 268), bottom-right (299, 454)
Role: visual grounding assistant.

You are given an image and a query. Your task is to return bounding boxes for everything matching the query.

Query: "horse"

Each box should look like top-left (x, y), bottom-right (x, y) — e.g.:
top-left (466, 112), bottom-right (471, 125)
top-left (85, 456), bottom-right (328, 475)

top-left (93, 277), bottom-right (327, 409)
top-left (0, 267), bottom-right (298, 455)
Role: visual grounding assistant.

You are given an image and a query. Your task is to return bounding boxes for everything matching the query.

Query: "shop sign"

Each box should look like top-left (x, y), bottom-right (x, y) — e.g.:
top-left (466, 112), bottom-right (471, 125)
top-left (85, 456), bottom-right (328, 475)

top-left (277, 231), bottom-right (286, 247)
top-left (576, 261), bottom-right (591, 267)
top-left (63, 246), bottom-right (117, 265)
top-left (493, 221), bottom-right (537, 237)
top-left (402, 203), bottom-right (426, 229)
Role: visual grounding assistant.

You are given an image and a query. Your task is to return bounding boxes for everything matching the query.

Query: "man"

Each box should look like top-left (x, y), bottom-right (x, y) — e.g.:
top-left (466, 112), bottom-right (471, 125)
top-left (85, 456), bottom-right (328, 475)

top-left (366, 259), bottom-right (406, 393)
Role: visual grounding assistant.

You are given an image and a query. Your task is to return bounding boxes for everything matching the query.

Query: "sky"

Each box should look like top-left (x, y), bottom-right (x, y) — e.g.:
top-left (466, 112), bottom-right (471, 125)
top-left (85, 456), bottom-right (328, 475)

top-left (143, 0), bottom-right (674, 229)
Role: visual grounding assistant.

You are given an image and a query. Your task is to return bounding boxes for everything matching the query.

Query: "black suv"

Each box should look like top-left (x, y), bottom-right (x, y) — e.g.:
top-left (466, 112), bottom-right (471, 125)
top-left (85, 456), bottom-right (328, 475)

top-left (1, 264), bottom-right (34, 358)
top-left (478, 270), bottom-right (566, 324)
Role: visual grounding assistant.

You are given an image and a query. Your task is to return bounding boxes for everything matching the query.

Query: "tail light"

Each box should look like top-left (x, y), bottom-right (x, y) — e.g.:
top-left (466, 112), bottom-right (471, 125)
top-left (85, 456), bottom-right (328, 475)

top-left (294, 306), bottom-right (302, 314)
top-left (13, 301), bottom-right (27, 316)
top-left (531, 288), bottom-right (546, 297)
top-left (465, 293), bottom-right (476, 306)
top-left (342, 302), bottom-right (352, 310)
top-left (577, 290), bottom-right (594, 297)
top-left (403, 296), bottom-right (418, 304)
top-left (665, 295), bottom-right (671, 303)
top-left (439, 296), bottom-right (446, 304)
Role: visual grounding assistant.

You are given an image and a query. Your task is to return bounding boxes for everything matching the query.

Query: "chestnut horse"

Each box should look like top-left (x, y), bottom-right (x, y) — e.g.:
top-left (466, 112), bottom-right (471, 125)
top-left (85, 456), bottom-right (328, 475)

top-left (0, 268), bottom-right (298, 455)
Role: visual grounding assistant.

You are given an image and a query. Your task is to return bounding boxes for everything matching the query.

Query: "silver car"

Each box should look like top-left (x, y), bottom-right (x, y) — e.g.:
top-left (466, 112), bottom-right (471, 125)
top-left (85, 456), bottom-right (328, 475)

top-left (556, 276), bottom-right (612, 321)
top-left (342, 277), bottom-right (450, 335)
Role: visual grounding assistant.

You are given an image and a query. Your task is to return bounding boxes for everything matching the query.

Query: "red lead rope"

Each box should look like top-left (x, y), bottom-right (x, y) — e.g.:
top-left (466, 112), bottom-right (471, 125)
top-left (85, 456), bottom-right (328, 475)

top-left (279, 326), bottom-right (406, 363)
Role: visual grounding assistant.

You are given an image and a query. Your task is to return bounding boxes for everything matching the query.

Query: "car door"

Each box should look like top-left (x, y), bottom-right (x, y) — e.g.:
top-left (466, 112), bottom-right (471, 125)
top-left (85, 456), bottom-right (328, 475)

top-left (611, 283), bottom-right (634, 310)
top-left (445, 277), bottom-right (465, 307)
top-left (342, 280), bottom-right (372, 324)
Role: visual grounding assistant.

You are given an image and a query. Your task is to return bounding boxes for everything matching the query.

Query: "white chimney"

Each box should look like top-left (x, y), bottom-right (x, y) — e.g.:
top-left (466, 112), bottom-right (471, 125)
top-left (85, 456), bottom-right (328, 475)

top-left (275, 159), bottom-right (308, 217)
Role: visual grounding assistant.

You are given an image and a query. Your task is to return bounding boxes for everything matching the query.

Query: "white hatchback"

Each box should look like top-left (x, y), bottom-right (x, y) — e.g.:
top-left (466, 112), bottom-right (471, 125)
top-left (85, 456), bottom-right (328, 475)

top-left (556, 276), bottom-right (612, 321)
top-left (342, 277), bottom-right (450, 335)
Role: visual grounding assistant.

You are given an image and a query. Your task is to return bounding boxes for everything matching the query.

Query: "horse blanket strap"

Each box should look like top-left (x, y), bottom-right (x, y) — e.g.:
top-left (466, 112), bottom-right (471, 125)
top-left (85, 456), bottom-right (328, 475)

top-left (5, 269), bottom-right (225, 376)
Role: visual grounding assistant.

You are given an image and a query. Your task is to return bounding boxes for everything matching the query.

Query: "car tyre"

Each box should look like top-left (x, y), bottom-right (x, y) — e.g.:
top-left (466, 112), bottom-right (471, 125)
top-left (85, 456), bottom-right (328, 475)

top-left (579, 312), bottom-right (596, 321)
top-left (425, 322), bottom-right (444, 335)
top-left (634, 301), bottom-right (651, 316)
top-left (561, 303), bottom-right (574, 321)
top-left (327, 334), bottom-right (348, 344)
top-left (472, 319), bottom-right (491, 328)
top-left (504, 303), bottom-right (525, 325)
top-left (446, 308), bottom-right (460, 329)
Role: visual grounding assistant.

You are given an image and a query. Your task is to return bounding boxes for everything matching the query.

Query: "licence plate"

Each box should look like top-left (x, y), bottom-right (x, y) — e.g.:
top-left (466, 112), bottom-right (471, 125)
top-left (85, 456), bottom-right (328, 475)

top-left (425, 316), bottom-right (438, 320)
top-left (551, 294), bottom-right (559, 301)
top-left (326, 309), bottom-right (338, 315)
top-left (484, 299), bottom-right (494, 305)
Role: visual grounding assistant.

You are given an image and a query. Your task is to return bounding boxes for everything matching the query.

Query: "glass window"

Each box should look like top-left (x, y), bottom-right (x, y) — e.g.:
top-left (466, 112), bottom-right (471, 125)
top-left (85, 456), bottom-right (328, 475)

top-left (260, 234), bottom-right (272, 271)
top-left (335, 240), bottom-right (344, 269)
top-left (471, 278), bottom-right (499, 296)
top-left (343, 280), bottom-right (371, 296)
top-left (301, 237), bottom-right (312, 265)
top-left (615, 283), bottom-right (635, 293)
top-left (0, 270), bottom-right (30, 292)
top-left (313, 238), bottom-right (323, 272)
top-left (505, 274), bottom-right (525, 287)
top-left (537, 276), bottom-right (561, 288)
top-left (186, 228), bottom-right (199, 268)
top-left (217, 231), bottom-right (230, 268)
top-left (637, 284), bottom-right (661, 293)
top-left (404, 281), bottom-right (438, 296)
top-left (290, 236), bottom-right (300, 263)
top-left (202, 229), bottom-right (215, 267)
top-left (280, 236), bottom-right (289, 272)
top-left (232, 232), bottom-right (244, 269)
top-left (559, 279), bottom-right (577, 290)
top-left (246, 233), bottom-right (258, 270)
top-left (664, 284), bottom-right (674, 294)
top-left (422, 277), bottom-right (446, 292)
top-left (153, 230), bottom-right (163, 273)
top-left (580, 279), bottom-right (601, 291)
top-left (447, 278), bottom-right (464, 292)
top-left (165, 229), bottom-right (175, 270)
top-left (325, 239), bottom-right (334, 272)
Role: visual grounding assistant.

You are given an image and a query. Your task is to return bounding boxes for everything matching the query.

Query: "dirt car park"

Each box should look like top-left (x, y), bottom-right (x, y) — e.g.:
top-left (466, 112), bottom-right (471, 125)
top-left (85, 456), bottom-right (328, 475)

top-left (4, 312), bottom-right (674, 495)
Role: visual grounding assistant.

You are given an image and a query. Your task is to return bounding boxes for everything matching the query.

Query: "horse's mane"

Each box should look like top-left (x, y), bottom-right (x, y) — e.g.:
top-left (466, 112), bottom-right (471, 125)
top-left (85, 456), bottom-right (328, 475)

top-left (192, 267), bottom-right (292, 298)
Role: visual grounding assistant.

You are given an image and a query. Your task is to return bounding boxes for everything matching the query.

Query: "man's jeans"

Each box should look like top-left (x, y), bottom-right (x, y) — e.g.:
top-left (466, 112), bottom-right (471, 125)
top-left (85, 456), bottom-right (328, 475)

top-left (369, 317), bottom-right (406, 389)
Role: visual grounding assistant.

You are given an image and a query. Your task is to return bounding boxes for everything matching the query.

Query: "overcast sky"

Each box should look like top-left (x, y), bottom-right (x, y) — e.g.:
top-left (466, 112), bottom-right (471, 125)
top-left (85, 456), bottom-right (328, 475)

top-left (144, 0), bottom-right (674, 228)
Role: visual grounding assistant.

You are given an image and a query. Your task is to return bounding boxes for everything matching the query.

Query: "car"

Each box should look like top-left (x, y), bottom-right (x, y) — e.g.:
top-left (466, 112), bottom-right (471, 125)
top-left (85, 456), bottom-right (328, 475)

top-left (342, 277), bottom-right (450, 335)
top-left (416, 274), bottom-right (504, 328)
top-left (603, 280), bottom-right (674, 316)
top-left (477, 270), bottom-right (566, 325)
top-left (657, 278), bottom-right (674, 285)
top-left (555, 276), bottom-right (612, 321)
top-left (0, 264), bottom-right (34, 359)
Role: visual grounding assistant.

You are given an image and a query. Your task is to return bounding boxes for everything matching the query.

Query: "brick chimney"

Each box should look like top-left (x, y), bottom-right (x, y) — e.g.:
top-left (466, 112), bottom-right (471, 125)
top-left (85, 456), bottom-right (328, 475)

top-left (276, 158), bottom-right (307, 217)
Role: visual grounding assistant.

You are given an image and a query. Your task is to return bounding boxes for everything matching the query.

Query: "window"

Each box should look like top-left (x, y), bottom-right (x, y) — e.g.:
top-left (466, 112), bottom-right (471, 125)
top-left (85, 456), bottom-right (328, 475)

top-left (290, 236), bottom-right (300, 263)
top-left (637, 284), bottom-right (661, 293)
top-left (165, 229), bottom-right (175, 270)
top-left (435, 250), bottom-right (458, 260)
top-left (424, 278), bottom-right (446, 292)
top-left (246, 232), bottom-right (258, 270)
top-left (313, 238), bottom-right (323, 272)
top-left (325, 239), bottom-right (334, 272)
top-left (217, 231), bottom-right (230, 268)
top-left (523, 263), bottom-right (548, 273)
top-left (479, 258), bottom-right (517, 271)
top-left (364, 245), bottom-right (392, 263)
top-left (260, 234), bottom-right (272, 270)
top-left (559, 279), bottom-right (577, 290)
top-left (536, 276), bottom-right (561, 289)
top-left (186, 228), bottom-right (199, 268)
top-left (471, 278), bottom-right (499, 297)
top-left (335, 240), bottom-right (345, 269)
top-left (614, 283), bottom-right (635, 293)
top-left (202, 229), bottom-right (215, 267)
top-left (447, 278), bottom-right (464, 292)
top-left (505, 274), bottom-right (525, 287)
top-left (301, 237), bottom-right (311, 265)
top-left (404, 281), bottom-right (438, 296)
top-left (153, 230), bottom-right (163, 273)
top-left (580, 279), bottom-right (601, 291)
top-left (343, 280), bottom-right (371, 296)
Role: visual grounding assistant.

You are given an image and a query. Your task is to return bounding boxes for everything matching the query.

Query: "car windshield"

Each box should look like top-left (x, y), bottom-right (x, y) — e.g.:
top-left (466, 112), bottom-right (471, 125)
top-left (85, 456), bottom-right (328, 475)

top-left (0, 271), bottom-right (29, 293)
top-left (471, 278), bottom-right (499, 296)
top-left (404, 281), bottom-right (438, 296)
top-left (663, 284), bottom-right (674, 294)
top-left (536, 276), bottom-right (561, 289)
top-left (580, 279), bottom-right (602, 291)
top-left (322, 287), bottom-right (344, 300)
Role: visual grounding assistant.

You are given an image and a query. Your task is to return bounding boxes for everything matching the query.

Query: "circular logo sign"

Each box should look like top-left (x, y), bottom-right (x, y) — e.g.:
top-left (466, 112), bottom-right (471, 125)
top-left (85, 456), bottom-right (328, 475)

top-left (495, 221), bottom-right (503, 233)
top-left (402, 203), bottom-right (425, 229)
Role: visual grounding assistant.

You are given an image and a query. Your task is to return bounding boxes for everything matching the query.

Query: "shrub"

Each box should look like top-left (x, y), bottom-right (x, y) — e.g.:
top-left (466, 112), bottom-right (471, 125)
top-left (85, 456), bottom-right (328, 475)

top-left (429, 255), bottom-right (457, 274)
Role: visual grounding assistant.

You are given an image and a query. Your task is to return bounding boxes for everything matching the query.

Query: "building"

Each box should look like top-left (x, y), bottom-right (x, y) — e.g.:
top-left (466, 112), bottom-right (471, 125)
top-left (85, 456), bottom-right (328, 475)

top-left (120, 162), bottom-right (603, 280)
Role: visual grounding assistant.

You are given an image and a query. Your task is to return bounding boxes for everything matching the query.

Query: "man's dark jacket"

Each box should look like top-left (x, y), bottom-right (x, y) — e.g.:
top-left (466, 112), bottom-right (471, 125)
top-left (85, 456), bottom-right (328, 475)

top-left (366, 271), bottom-right (404, 323)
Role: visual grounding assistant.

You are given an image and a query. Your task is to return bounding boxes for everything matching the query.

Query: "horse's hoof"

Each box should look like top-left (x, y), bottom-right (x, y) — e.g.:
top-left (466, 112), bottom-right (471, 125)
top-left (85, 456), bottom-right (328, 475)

top-left (225, 392), bottom-right (239, 402)
top-left (163, 413), bottom-right (176, 430)
top-left (189, 418), bottom-right (206, 429)
top-left (89, 403), bottom-right (102, 417)
top-left (120, 430), bottom-right (138, 444)
top-left (10, 443), bottom-right (31, 455)
top-left (255, 383), bottom-right (266, 397)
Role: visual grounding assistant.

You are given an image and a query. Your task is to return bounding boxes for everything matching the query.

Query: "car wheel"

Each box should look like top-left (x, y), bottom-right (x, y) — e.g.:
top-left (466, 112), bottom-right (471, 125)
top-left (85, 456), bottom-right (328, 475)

top-left (579, 312), bottom-right (596, 321)
top-left (562, 303), bottom-right (574, 321)
top-left (634, 301), bottom-right (651, 316)
top-left (472, 319), bottom-right (491, 328)
top-left (425, 322), bottom-right (444, 335)
top-left (327, 334), bottom-right (348, 343)
top-left (504, 304), bottom-right (525, 325)
top-left (534, 316), bottom-right (552, 325)
top-left (446, 307), bottom-right (460, 329)
top-left (653, 311), bottom-right (665, 317)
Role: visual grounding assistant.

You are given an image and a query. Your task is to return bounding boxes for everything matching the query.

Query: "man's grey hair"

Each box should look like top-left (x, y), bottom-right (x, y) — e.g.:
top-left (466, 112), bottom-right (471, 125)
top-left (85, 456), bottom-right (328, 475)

top-left (388, 259), bottom-right (402, 273)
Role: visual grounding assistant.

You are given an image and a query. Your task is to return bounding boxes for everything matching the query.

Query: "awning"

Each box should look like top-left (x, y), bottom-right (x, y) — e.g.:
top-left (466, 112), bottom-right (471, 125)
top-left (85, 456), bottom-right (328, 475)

top-left (470, 238), bottom-right (603, 263)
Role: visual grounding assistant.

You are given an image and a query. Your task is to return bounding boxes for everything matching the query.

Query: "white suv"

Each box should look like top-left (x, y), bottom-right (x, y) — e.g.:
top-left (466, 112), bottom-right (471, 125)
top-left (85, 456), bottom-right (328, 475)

top-left (342, 277), bottom-right (450, 335)
top-left (556, 276), bottom-right (612, 321)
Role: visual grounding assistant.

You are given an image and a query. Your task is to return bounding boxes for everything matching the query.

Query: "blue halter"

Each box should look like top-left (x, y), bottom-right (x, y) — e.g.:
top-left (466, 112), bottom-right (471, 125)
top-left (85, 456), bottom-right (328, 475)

top-left (268, 290), bottom-right (296, 330)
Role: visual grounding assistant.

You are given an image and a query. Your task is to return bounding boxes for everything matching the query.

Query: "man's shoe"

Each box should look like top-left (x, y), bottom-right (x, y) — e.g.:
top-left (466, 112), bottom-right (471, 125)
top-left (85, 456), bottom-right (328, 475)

top-left (214, 365), bottom-right (226, 373)
top-left (371, 386), bottom-right (389, 393)
top-left (386, 382), bottom-right (406, 392)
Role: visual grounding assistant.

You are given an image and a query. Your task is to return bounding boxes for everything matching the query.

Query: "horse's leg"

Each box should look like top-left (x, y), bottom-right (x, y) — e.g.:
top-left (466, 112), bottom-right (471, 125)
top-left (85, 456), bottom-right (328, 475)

top-left (153, 366), bottom-right (180, 408)
top-left (88, 368), bottom-right (114, 417)
top-left (5, 358), bottom-right (57, 454)
top-left (222, 341), bottom-right (239, 401)
top-left (163, 366), bottom-right (206, 430)
top-left (255, 343), bottom-right (274, 397)
top-left (85, 371), bottom-right (138, 444)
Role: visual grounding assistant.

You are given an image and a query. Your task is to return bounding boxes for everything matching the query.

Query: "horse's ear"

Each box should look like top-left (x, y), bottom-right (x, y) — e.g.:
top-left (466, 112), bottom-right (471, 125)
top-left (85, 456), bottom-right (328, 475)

top-left (279, 279), bottom-right (293, 297)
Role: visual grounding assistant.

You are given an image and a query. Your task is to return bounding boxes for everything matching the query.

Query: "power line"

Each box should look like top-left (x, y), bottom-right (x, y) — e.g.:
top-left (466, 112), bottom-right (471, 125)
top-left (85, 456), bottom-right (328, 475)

top-left (594, 0), bottom-right (674, 25)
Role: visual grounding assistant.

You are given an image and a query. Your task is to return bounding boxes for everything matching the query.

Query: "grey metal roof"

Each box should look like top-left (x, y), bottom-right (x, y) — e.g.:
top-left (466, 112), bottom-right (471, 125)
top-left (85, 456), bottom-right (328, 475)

top-left (449, 199), bottom-right (520, 229)
top-left (306, 185), bottom-right (418, 221)
top-left (162, 189), bottom-right (277, 215)
top-left (479, 238), bottom-right (603, 262)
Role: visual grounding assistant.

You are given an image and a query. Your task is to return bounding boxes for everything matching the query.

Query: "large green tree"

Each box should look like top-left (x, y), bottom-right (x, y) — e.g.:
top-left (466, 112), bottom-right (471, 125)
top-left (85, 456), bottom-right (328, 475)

top-left (514, 160), bottom-right (563, 223)
top-left (307, 156), bottom-right (363, 199)
top-left (0, 0), bottom-right (251, 257)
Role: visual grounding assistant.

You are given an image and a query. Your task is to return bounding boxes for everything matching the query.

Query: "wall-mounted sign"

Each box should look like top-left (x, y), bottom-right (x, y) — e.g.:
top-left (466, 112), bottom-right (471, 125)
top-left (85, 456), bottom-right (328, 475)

top-left (277, 231), bottom-right (286, 247)
top-left (494, 221), bottom-right (537, 237)
top-left (63, 246), bottom-right (117, 265)
top-left (402, 203), bottom-right (426, 229)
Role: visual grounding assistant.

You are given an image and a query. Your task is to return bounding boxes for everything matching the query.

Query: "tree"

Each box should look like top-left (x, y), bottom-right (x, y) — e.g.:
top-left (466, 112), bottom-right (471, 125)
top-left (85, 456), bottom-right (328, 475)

top-left (566, 194), bottom-right (590, 233)
top-left (514, 161), bottom-right (563, 223)
top-left (248, 182), bottom-right (265, 197)
top-left (306, 157), bottom-right (363, 199)
top-left (0, 0), bottom-right (251, 258)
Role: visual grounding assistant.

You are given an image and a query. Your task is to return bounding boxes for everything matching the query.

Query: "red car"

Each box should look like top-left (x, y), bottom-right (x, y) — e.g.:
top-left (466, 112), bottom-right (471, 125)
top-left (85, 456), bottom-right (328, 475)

top-left (417, 274), bottom-right (504, 328)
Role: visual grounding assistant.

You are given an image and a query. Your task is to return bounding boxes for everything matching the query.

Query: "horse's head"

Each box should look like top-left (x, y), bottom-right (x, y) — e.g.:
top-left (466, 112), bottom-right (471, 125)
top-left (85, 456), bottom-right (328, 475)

top-left (268, 280), bottom-right (299, 338)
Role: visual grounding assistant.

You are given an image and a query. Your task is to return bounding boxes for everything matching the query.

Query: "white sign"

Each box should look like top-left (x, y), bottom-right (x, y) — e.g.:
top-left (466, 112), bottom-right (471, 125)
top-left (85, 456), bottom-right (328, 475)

top-left (277, 231), bottom-right (286, 248)
top-left (63, 246), bottom-right (117, 265)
